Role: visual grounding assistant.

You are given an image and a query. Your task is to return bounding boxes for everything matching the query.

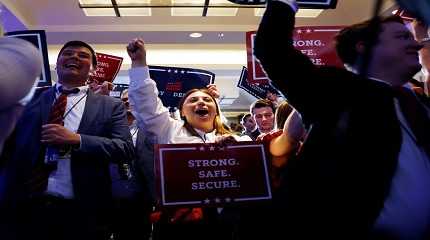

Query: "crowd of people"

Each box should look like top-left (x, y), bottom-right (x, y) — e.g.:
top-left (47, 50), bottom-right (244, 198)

top-left (0, 0), bottom-right (430, 239)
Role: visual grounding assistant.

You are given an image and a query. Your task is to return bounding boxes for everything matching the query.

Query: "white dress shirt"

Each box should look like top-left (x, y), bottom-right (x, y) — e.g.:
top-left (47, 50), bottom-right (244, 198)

top-left (45, 84), bottom-right (89, 199)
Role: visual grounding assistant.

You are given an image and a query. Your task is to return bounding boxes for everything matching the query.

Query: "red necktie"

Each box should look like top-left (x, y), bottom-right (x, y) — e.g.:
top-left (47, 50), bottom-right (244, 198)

top-left (26, 87), bottom-right (78, 196)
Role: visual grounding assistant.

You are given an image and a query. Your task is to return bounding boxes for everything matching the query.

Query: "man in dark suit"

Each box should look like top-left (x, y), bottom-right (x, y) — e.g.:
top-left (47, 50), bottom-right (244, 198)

top-left (254, 0), bottom-right (430, 238)
top-left (0, 41), bottom-right (134, 240)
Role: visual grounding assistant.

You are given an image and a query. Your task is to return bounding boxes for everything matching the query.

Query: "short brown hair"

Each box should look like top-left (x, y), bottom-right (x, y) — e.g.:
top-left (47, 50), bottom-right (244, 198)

top-left (58, 40), bottom-right (97, 68)
top-left (250, 99), bottom-right (275, 115)
top-left (335, 15), bottom-right (403, 66)
top-left (275, 101), bottom-right (293, 130)
top-left (178, 88), bottom-right (231, 135)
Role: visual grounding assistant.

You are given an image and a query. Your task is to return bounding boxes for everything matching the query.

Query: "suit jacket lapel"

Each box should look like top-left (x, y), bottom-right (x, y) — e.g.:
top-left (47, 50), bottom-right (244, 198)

top-left (78, 90), bottom-right (99, 134)
top-left (41, 87), bottom-right (56, 125)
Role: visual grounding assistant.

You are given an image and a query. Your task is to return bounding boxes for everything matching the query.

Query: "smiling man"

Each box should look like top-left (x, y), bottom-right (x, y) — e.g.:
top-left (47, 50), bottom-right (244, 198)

top-left (0, 40), bottom-right (134, 240)
top-left (254, 0), bottom-right (430, 238)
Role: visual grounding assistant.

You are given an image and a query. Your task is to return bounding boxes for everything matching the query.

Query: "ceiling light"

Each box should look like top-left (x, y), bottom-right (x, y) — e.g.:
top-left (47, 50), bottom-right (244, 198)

top-left (254, 8), bottom-right (323, 18)
top-left (207, 0), bottom-right (238, 16)
top-left (190, 32), bottom-right (203, 38)
top-left (83, 8), bottom-right (117, 16)
top-left (172, 0), bottom-right (203, 16)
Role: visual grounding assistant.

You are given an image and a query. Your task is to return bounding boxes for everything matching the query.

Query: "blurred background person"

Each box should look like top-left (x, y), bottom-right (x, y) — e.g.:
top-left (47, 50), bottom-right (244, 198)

top-left (240, 113), bottom-right (260, 140)
top-left (0, 37), bottom-right (42, 156)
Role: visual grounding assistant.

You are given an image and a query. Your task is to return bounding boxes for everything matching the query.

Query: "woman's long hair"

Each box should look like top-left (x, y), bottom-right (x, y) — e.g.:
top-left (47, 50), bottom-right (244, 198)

top-left (275, 100), bottom-right (294, 130)
top-left (178, 88), bottom-right (231, 136)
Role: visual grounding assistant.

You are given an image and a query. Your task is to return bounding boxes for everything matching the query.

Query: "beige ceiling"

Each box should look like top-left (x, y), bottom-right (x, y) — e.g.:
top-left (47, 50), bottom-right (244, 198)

top-left (2, 0), bottom-right (396, 44)
top-left (0, 0), bottom-right (399, 113)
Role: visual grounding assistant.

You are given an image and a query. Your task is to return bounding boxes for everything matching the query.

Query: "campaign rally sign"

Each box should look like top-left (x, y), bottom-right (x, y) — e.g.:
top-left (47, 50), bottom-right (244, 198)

top-left (110, 66), bottom-right (215, 108)
top-left (155, 142), bottom-right (272, 207)
top-left (237, 66), bottom-right (282, 99)
top-left (89, 52), bottom-right (123, 84)
top-left (149, 66), bottom-right (215, 109)
top-left (227, 0), bottom-right (337, 8)
top-left (246, 26), bottom-right (344, 84)
top-left (110, 83), bottom-right (129, 98)
top-left (5, 30), bottom-right (52, 87)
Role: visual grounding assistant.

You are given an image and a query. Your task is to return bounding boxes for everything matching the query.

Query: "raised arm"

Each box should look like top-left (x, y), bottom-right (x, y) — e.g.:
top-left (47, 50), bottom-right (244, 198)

top-left (127, 38), bottom-right (181, 143)
top-left (269, 109), bottom-right (304, 158)
top-left (254, 0), bottom-right (348, 123)
top-left (413, 20), bottom-right (430, 89)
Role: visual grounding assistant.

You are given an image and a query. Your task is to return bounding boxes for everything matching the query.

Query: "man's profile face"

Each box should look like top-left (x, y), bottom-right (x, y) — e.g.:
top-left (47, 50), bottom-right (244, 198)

top-left (253, 106), bottom-right (274, 133)
top-left (242, 115), bottom-right (256, 132)
top-left (56, 46), bottom-right (93, 83)
top-left (266, 91), bottom-right (277, 102)
top-left (370, 21), bottom-right (422, 86)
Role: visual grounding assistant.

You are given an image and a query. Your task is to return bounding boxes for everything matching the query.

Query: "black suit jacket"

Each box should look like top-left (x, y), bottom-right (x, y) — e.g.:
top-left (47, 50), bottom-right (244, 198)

top-left (254, 2), bottom-right (402, 238)
top-left (0, 86), bottom-right (134, 211)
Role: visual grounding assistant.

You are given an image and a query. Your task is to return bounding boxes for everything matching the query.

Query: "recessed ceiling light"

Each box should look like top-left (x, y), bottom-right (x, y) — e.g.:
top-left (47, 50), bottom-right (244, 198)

top-left (189, 32), bottom-right (203, 38)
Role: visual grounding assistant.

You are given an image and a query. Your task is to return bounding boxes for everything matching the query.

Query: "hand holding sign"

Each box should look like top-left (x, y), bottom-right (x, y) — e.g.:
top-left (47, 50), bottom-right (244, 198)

top-left (127, 38), bottom-right (147, 67)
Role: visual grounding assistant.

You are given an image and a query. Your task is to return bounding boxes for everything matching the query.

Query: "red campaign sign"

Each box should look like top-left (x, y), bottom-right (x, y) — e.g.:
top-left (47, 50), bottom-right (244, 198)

top-left (155, 142), bottom-right (272, 207)
top-left (246, 26), bottom-right (344, 85)
top-left (89, 52), bottom-right (123, 83)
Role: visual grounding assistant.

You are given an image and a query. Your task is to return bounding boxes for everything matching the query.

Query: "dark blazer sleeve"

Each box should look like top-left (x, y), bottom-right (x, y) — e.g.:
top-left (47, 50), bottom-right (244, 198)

top-left (254, 1), bottom-right (352, 123)
top-left (78, 99), bottom-right (135, 164)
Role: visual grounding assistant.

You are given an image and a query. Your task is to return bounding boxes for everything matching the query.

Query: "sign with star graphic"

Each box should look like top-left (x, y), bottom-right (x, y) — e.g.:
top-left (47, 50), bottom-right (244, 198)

top-left (148, 66), bottom-right (215, 109)
top-left (89, 52), bottom-right (123, 84)
top-left (110, 66), bottom-right (215, 108)
top-left (154, 142), bottom-right (272, 207)
top-left (237, 66), bottom-right (284, 100)
top-left (246, 26), bottom-right (344, 84)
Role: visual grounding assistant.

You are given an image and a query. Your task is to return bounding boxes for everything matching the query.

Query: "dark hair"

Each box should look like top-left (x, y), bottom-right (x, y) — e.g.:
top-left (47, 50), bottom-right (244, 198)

top-left (275, 101), bottom-right (294, 130)
top-left (250, 99), bottom-right (275, 115)
top-left (178, 88), bottom-right (231, 135)
top-left (58, 40), bottom-right (97, 67)
top-left (241, 113), bottom-right (252, 124)
top-left (335, 15), bottom-right (403, 66)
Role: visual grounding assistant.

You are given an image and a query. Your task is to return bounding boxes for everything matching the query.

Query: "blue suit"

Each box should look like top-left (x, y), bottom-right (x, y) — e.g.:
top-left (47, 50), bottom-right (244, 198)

top-left (0, 86), bottom-right (134, 240)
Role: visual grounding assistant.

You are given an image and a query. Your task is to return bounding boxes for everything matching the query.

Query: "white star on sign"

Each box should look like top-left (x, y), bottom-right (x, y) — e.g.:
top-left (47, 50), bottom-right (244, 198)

top-left (225, 198), bottom-right (231, 203)
top-left (297, 29), bottom-right (302, 34)
top-left (306, 29), bottom-right (312, 33)
top-left (174, 70), bottom-right (178, 73)
top-left (203, 199), bottom-right (210, 204)
top-left (209, 146), bottom-right (215, 151)
top-left (214, 198), bottom-right (221, 203)
top-left (218, 146), bottom-right (225, 151)
top-left (200, 146), bottom-right (205, 151)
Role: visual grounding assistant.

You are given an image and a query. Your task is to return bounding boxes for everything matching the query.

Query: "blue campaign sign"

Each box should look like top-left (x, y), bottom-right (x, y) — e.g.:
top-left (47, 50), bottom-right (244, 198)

top-left (5, 30), bottom-right (52, 88)
top-left (112, 66), bottom-right (215, 109)
top-left (226, 0), bottom-right (337, 8)
top-left (149, 66), bottom-right (215, 109)
top-left (237, 66), bottom-right (282, 100)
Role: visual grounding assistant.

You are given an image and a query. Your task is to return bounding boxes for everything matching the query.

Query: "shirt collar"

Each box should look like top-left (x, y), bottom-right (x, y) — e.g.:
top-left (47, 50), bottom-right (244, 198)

top-left (194, 128), bottom-right (216, 141)
top-left (55, 83), bottom-right (88, 95)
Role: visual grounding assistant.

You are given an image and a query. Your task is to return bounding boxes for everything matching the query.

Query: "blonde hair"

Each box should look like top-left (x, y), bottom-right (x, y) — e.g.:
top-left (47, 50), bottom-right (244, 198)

top-left (178, 88), bottom-right (231, 135)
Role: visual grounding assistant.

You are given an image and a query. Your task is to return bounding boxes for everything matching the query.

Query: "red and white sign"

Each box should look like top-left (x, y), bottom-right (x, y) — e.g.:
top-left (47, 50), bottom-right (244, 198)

top-left (89, 52), bottom-right (123, 83)
top-left (246, 26), bottom-right (344, 84)
top-left (155, 142), bottom-right (272, 207)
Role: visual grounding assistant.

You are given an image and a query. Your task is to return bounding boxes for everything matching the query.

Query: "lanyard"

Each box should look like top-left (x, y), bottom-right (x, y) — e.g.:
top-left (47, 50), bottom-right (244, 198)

top-left (56, 89), bottom-right (88, 120)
